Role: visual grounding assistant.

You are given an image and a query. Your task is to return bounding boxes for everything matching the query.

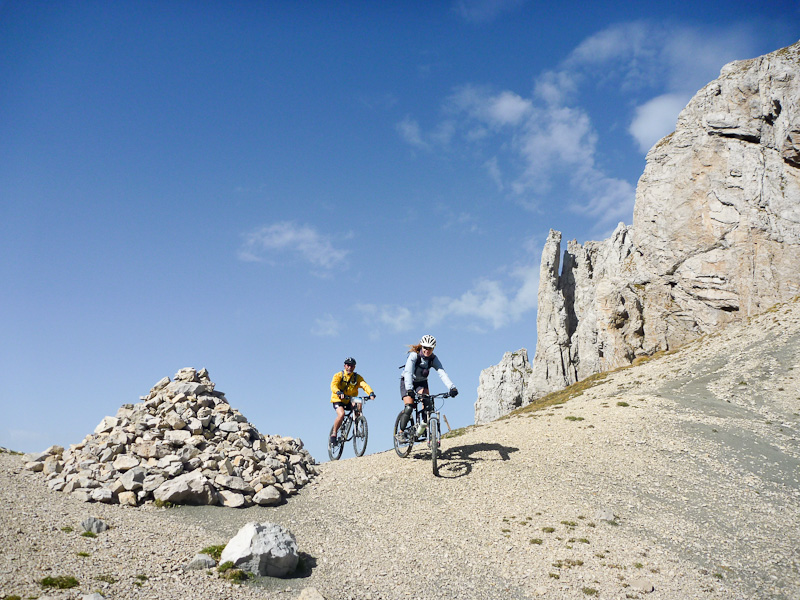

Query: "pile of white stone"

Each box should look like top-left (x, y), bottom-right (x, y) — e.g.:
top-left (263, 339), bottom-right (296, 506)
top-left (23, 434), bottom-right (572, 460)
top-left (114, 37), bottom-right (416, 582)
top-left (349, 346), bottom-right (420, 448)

top-left (24, 367), bottom-right (318, 508)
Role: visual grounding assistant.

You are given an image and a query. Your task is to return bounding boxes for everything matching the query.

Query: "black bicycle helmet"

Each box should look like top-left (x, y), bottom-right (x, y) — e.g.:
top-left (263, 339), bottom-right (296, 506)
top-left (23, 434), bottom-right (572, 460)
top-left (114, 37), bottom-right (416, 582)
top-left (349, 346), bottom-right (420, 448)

top-left (344, 357), bottom-right (356, 366)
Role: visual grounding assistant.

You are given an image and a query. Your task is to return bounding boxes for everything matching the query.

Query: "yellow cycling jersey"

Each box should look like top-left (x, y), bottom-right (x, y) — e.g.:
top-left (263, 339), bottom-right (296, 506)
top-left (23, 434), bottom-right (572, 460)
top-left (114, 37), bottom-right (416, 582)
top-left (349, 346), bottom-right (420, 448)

top-left (330, 371), bottom-right (374, 403)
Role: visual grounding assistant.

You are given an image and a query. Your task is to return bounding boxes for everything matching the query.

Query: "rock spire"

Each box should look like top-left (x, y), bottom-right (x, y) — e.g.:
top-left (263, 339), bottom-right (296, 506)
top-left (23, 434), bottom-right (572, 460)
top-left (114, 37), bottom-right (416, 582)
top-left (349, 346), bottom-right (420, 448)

top-left (476, 40), bottom-right (800, 423)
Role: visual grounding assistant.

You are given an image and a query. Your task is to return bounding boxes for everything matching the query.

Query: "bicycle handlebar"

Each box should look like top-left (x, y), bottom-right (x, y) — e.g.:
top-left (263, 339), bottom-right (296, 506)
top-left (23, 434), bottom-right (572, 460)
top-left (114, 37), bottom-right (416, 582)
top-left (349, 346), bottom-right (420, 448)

top-left (341, 395), bottom-right (374, 402)
top-left (415, 392), bottom-right (450, 401)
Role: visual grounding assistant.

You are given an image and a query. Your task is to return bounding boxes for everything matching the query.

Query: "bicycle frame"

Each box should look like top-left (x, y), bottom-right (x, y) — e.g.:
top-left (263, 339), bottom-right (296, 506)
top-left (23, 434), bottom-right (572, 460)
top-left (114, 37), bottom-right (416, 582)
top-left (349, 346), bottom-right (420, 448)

top-left (328, 396), bottom-right (371, 461)
top-left (393, 392), bottom-right (449, 474)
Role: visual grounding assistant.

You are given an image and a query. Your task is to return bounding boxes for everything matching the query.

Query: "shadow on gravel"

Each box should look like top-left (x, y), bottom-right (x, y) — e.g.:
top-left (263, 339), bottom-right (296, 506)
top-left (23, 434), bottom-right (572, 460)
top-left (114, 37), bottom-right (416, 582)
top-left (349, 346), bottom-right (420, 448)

top-left (292, 551), bottom-right (318, 578)
top-left (410, 442), bottom-right (519, 479)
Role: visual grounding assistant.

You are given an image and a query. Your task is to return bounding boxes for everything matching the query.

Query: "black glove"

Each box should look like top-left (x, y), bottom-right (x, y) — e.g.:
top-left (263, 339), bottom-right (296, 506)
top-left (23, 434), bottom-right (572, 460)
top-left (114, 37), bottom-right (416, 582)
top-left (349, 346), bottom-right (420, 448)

top-left (369, 393), bottom-right (376, 400)
top-left (449, 386), bottom-right (458, 397)
top-left (337, 391), bottom-right (345, 400)
top-left (405, 389), bottom-right (416, 400)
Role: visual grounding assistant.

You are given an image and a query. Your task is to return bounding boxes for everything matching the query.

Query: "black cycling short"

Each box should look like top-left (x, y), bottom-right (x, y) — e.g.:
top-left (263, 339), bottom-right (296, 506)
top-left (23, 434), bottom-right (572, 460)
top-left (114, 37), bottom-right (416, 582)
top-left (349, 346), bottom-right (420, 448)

top-left (332, 401), bottom-right (355, 411)
top-left (399, 377), bottom-right (428, 400)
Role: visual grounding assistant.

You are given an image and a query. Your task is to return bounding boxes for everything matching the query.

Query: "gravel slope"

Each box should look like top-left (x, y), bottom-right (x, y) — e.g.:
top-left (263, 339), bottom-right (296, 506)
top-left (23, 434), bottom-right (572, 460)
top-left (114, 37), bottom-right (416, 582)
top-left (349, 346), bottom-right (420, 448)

top-left (2, 300), bottom-right (799, 600)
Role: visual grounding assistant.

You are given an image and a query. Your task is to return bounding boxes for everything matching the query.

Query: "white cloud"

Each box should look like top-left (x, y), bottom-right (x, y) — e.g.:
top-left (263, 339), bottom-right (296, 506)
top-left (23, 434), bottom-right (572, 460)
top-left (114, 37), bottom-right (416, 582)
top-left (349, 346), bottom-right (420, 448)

top-left (570, 167), bottom-right (636, 231)
top-left (312, 313), bottom-right (340, 337)
top-left (628, 93), bottom-right (690, 152)
top-left (356, 303), bottom-right (415, 335)
top-left (238, 222), bottom-right (348, 271)
top-left (395, 21), bottom-right (766, 234)
top-left (427, 264), bottom-right (539, 330)
top-left (487, 91), bottom-right (533, 125)
top-left (396, 116), bottom-right (427, 149)
top-left (357, 262), bottom-right (539, 335)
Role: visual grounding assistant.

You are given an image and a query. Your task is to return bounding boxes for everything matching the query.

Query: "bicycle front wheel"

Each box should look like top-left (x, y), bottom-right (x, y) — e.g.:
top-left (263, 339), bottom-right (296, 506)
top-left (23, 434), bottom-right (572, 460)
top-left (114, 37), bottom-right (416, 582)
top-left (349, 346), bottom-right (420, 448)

top-left (353, 415), bottom-right (368, 456)
top-left (328, 424), bottom-right (344, 461)
top-left (429, 417), bottom-right (440, 476)
top-left (393, 411), bottom-right (413, 458)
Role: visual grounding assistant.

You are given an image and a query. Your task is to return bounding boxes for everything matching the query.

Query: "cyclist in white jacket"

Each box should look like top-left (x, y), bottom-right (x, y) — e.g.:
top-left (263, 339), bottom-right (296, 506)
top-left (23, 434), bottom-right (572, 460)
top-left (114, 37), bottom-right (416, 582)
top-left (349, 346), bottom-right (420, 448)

top-left (397, 334), bottom-right (458, 440)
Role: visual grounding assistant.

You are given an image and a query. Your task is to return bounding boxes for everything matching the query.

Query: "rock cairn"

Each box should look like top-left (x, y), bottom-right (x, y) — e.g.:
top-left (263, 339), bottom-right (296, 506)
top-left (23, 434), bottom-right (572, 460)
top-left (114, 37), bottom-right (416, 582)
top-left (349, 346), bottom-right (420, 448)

top-left (23, 367), bottom-right (318, 507)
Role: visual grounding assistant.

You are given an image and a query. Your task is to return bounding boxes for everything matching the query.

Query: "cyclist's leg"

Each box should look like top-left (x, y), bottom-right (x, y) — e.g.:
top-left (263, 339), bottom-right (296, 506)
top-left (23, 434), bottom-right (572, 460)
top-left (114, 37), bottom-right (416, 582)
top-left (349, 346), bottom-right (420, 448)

top-left (332, 404), bottom-right (346, 439)
top-left (398, 378), bottom-right (415, 431)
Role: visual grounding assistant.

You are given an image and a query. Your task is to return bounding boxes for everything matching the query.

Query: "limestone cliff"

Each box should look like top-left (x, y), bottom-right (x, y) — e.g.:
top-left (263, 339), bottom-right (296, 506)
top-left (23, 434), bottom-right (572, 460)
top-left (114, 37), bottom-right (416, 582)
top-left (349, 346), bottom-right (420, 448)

top-left (476, 40), bottom-right (800, 424)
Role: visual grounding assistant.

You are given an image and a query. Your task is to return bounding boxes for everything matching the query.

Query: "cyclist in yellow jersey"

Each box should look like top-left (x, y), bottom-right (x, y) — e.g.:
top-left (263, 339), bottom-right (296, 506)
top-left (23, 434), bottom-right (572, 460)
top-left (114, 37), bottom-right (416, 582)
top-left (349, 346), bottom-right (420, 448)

top-left (330, 357), bottom-right (375, 446)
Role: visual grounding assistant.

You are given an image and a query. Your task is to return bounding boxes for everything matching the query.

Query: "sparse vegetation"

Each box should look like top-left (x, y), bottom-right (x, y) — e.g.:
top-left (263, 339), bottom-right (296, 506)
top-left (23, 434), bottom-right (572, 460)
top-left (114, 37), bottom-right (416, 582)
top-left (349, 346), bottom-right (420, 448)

top-left (542, 527), bottom-right (555, 533)
top-left (77, 551), bottom-right (90, 557)
top-left (530, 538), bottom-right (543, 545)
top-left (201, 545), bottom-right (226, 561)
top-left (508, 372), bottom-right (611, 418)
top-left (40, 575), bottom-right (80, 589)
top-left (61, 526), bottom-right (74, 533)
top-left (617, 401), bottom-right (630, 407)
top-left (81, 531), bottom-right (97, 538)
top-left (634, 562), bottom-right (644, 569)
top-left (154, 498), bottom-right (175, 508)
top-left (583, 588), bottom-right (599, 596)
top-left (565, 416), bottom-right (585, 421)
top-left (95, 574), bottom-right (117, 584)
top-left (218, 561), bottom-right (249, 583)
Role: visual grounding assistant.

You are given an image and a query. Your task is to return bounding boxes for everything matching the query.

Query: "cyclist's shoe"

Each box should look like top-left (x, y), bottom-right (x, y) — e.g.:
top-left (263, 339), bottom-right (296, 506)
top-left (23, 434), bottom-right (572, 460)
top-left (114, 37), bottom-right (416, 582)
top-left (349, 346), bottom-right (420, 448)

top-left (395, 431), bottom-right (409, 443)
top-left (329, 435), bottom-right (337, 446)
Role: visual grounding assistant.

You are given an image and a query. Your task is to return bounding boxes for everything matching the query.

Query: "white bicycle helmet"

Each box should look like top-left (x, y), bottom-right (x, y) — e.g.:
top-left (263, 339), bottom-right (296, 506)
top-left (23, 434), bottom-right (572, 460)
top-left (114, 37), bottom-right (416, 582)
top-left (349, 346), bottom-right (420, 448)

top-left (419, 334), bottom-right (436, 349)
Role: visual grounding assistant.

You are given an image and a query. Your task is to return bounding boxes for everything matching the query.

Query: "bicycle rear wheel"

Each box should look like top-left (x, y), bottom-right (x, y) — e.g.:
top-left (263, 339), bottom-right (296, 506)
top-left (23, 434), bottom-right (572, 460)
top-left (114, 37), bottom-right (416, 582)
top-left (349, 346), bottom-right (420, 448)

top-left (353, 415), bottom-right (368, 456)
top-left (393, 411), bottom-right (414, 458)
top-left (429, 416), bottom-right (440, 476)
top-left (328, 424), bottom-right (344, 461)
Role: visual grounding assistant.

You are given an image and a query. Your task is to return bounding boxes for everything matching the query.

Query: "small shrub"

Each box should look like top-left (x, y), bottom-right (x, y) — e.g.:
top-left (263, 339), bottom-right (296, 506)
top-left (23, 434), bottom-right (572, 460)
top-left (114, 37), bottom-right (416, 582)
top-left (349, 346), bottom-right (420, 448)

top-left (61, 526), bottom-right (74, 533)
top-left (565, 416), bottom-right (585, 421)
top-left (561, 521), bottom-right (577, 527)
top-left (634, 562), bottom-right (644, 569)
top-left (81, 531), bottom-right (97, 538)
top-left (95, 574), bottom-right (116, 584)
top-left (40, 575), bottom-right (80, 589)
top-left (501, 528), bottom-right (511, 533)
top-left (617, 401), bottom-right (629, 407)
top-left (549, 573), bottom-right (560, 579)
top-left (583, 587), bottom-right (599, 596)
top-left (154, 498), bottom-right (175, 508)
top-left (77, 551), bottom-right (90, 557)
top-left (218, 561), bottom-right (234, 572)
top-left (578, 538), bottom-right (590, 544)
top-left (218, 565), bottom-right (249, 583)
top-left (201, 545), bottom-right (226, 561)
top-left (542, 527), bottom-right (555, 533)
top-left (530, 538), bottom-right (543, 545)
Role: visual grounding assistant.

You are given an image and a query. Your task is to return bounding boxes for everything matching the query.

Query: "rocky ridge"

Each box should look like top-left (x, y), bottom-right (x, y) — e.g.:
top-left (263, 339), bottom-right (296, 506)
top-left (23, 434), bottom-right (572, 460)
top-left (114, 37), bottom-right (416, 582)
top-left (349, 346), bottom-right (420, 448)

top-left (22, 367), bottom-right (318, 508)
top-left (476, 40), bottom-right (800, 423)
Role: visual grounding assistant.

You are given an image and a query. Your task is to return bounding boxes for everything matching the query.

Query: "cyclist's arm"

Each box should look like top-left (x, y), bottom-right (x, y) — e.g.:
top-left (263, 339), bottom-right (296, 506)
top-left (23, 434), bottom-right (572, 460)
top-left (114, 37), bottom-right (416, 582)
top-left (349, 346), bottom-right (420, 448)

top-left (402, 353), bottom-right (417, 394)
top-left (431, 356), bottom-right (454, 389)
top-left (356, 375), bottom-right (374, 397)
top-left (330, 372), bottom-right (344, 402)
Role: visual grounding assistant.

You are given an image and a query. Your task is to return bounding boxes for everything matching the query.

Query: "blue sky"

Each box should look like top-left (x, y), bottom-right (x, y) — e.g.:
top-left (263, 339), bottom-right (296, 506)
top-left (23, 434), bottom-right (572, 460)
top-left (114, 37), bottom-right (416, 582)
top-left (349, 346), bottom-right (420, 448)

top-left (2, 1), bottom-right (798, 464)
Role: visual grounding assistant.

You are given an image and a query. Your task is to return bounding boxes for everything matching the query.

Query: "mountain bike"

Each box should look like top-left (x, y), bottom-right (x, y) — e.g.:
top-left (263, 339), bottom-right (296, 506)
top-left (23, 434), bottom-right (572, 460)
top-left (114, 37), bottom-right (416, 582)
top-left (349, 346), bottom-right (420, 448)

top-left (328, 396), bottom-right (371, 461)
top-left (392, 391), bottom-right (450, 475)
